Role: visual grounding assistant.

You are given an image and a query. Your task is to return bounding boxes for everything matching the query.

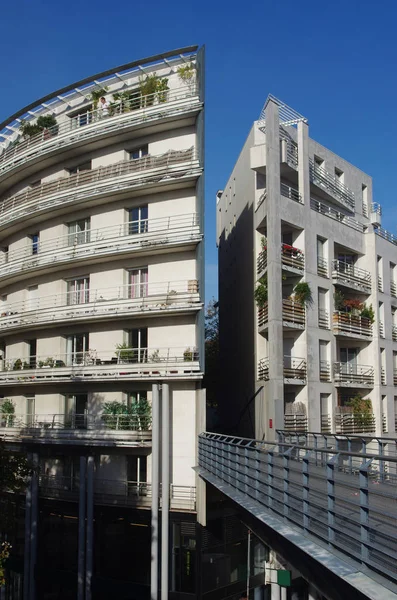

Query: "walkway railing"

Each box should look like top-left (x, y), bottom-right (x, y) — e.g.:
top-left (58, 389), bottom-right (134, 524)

top-left (0, 412), bottom-right (151, 431)
top-left (0, 84), bottom-right (199, 178)
top-left (198, 431), bottom-right (397, 585)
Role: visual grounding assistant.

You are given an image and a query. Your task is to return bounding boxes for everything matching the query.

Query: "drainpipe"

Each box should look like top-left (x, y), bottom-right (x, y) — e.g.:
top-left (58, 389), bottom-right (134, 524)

top-left (23, 453), bottom-right (32, 600)
top-left (151, 383), bottom-right (160, 600)
top-left (85, 455), bottom-right (94, 600)
top-left (161, 383), bottom-right (170, 600)
top-left (77, 456), bottom-right (86, 600)
top-left (29, 453), bottom-right (39, 600)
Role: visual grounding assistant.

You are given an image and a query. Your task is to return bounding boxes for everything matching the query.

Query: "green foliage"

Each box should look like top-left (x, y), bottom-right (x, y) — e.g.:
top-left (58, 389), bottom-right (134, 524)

top-left (204, 299), bottom-right (219, 409)
top-left (334, 289), bottom-right (345, 311)
top-left (20, 114), bottom-right (58, 138)
top-left (177, 63), bottom-right (196, 85)
top-left (347, 395), bottom-right (373, 429)
top-left (293, 281), bottom-right (312, 306)
top-left (102, 399), bottom-right (151, 430)
top-left (156, 77), bottom-right (169, 103)
top-left (360, 303), bottom-right (375, 323)
top-left (254, 275), bottom-right (268, 307)
top-left (183, 348), bottom-right (196, 361)
top-left (0, 399), bottom-right (15, 415)
top-left (90, 87), bottom-right (109, 109)
top-left (261, 236), bottom-right (267, 250)
top-left (0, 441), bottom-right (31, 495)
top-left (139, 74), bottom-right (158, 106)
top-left (116, 343), bottom-right (135, 362)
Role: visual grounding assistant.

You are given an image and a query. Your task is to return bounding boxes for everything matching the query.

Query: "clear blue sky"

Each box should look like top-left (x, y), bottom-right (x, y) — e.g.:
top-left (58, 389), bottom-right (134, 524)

top-left (1, 0), bottom-right (397, 302)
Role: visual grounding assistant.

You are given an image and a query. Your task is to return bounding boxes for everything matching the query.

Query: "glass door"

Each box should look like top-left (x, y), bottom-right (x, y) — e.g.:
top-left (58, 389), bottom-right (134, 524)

top-left (67, 277), bottom-right (90, 305)
top-left (66, 333), bottom-right (89, 366)
top-left (68, 218), bottom-right (91, 246)
top-left (128, 206), bottom-right (148, 235)
top-left (340, 347), bottom-right (358, 375)
top-left (65, 394), bottom-right (87, 429)
top-left (128, 328), bottom-right (148, 363)
top-left (26, 396), bottom-right (35, 426)
top-left (129, 268), bottom-right (148, 299)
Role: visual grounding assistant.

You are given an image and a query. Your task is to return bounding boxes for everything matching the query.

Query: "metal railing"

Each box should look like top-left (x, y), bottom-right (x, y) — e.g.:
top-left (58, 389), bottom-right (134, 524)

top-left (371, 202), bottom-right (382, 216)
top-left (258, 358), bottom-right (269, 381)
top-left (332, 312), bottom-right (372, 338)
top-left (282, 299), bottom-right (305, 327)
top-left (317, 257), bottom-right (328, 277)
top-left (334, 412), bottom-right (376, 434)
top-left (281, 244), bottom-right (304, 271)
top-left (333, 363), bottom-right (374, 386)
top-left (332, 260), bottom-right (371, 291)
top-left (0, 147), bottom-right (199, 228)
top-left (0, 280), bottom-right (200, 333)
top-left (310, 198), bottom-right (365, 233)
top-left (379, 320), bottom-right (385, 338)
top-left (39, 475), bottom-right (196, 511)
top-left (381, 367), bottom-right (386, 386)
top-left (309, 160), bottom-right (355, 211)
top-left (0, 347), bottom-right (200, 384)
top-left (0, 412), bottom-right (151, 432)
top-left (378, 275), bottom-right (383, 292)
top-left (257, 304), bottom-right (268, 328)
top-left (318, 308), bottom-right (329, 329)
top-left (391, 281), bottom-right (397, 298)
top-left (392, 325), bottom-right (397, 342)
top-left (382, 414), bottom-right (387, 434)
top-left (320, 414), bottom-right (332, 433)
top-left (319, 360), bottom-right (331, 382)
top-left (394, 368), bottom-right (397, 386)
top-left (257, 249), bottom-right (267, 274)
top-left (283, 356), bottom-right (306, 381)
top-left (0, 213), bottom-right (200, 281)
top-left (362, 202), bottom-right (368, 218)
top-left (0, 84), bottom-right (199, 178)
top-left (280, 132), bottom-right (298, 169)
top-left (280, 183), bottom-right (302, 204)
top-left (283, 414), bottom-right (307, 431)
top-left (198, 432), bottom-right (397, 585)
top-left (374, 227), bottom-right (397, 246)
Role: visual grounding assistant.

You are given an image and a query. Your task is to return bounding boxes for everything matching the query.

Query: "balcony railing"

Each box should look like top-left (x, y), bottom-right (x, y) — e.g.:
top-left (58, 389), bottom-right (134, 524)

top-left (334, 412), bottom-right (376, 434)
top-left (282, 299), bottom-right (305, 327)
top-left (310, 198), bottom-right (365, 233)
top-left (320, 360), bottom-right (331, 382)
top-left (281, 244), bottom-right (304, 271)
top-left (283, 414), bottom-right (307, 431)
top-left (258, 358), bottom-right (269, 381)
top-left (317, 257), bottom-right (328, 277)
top-left (280, 183), bottom-right (302, 204)
top-left (0, 213), bottom-right (200, 281)
top-left (379, 321), bottom-right (385, 338)
top-left (0, 347), bottom-right (200, 385)
top-left (258, 304), bottom-right (268, 328)
top-left (318, 308), bottom-right (330, 329)
top-left (374, 226), bottom-right (397, 246)
top-left (382, 414), bottom-right (387, 434)
top-left (0, 148), bottom-right (199, 229)
top-left (39, 476), bottom-right (196, 511)
top-left (321, 414), bottom-right (332, 433)
top-left (0, 84), bottom-right (200, 179)
top-left (309, 160), bottom-right (355, 211)
top-left (0, 281), bottom-right (200, 334)
top-left (280, 132), bottom-right (298, 169)
top-left (333, 363), bottom-right (374, 386)
top-left (332, 312), bottom-right (372, 338)
top-left (381, 367), bottom-right (386, 386)
top-left (394, 369), bottom-right (397, 386)
top-left (257, 249), bottom-right (267, 275)
top-left (378, 275), bottom-right (383, 292)
top-left (283, 356), bottom-right (306, 381)
top-left (393, 325), bottom-right (397, 342)
top-left (332, 260), bottom-right (371, 292)
top-left (256, 189), bottom-right (267, 211)
top-left (391, 281), bottom-right (397, 298)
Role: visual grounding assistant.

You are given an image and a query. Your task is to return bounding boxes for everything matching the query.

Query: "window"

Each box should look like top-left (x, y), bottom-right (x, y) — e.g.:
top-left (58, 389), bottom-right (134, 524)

top-left (128, 206), bottom-right (148, 235)
top-left (68, 107), bottom-right (93, 128)
top-left (127, 453), bottom-right (148, 484)
top-left (2, 247), bottom-right (8, 264)
top-left (362, 184), bottom-right (368, 216)
top-left (127, 391), bottom-right (151, 430)
top-left (319, 341), bottom-right (329, 381)
top-left (126, 328), bottom-right (148, 363)
top-left (68, 161), bottom-right (91, 175)
top-left (130, 145), bottom-right (148, 160)
top-left (339, 348), bottom-right (358, 373)
top-left (335, 167), bottom-right (344, 183)
top-left (28, 339), bottom-right (37, 368)
top-left (67, 277), bottom-right (90, 305)
top-left (317, 237), bottom-right (327, 277)
top-left (27, 285), bottom-right (38, 311)
top-left (129, 268), bottom-right (148, 299)
top-left (66, 333), bottom-right (89, 366)
top-left (314, 155), bottom-right (324, 169)
top-left (68, 218), bottom-right (90, 246)
top-left (65, 394), bottom-right (88, 428)
top-left (26, 396), bottom-right (35, 426)
top-left (30, 233), bottom-right (39, 255)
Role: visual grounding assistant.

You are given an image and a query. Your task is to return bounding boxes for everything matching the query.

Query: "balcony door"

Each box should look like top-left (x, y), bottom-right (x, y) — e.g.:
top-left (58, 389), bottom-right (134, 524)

top-left (128, 328), bottom-right (148, 363)
top-left (66, 333), bottom-right (89, 366)
top-left (65, 394), bottom-right (87, 429)
top-left (68, 218), bottom-right (90, 246)
top-left (129, 268), bottom-right (148, 299)
top-left (67, 277), bottom-right (90, 305)
top-left (26, 396), bottom-right (35, 426)
top-left (128, 206), bottom-right (148, 235)
top-left (340, 347), bottom-right (358, 374)
top-left (127, 455), bottom-right (147, 486)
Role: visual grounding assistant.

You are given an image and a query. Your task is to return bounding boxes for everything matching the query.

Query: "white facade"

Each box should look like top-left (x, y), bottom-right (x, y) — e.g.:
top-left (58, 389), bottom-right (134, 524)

top-left (0, 47), bottom-right (205, 598)
top-left (217, 96), bottom-right (397, 441)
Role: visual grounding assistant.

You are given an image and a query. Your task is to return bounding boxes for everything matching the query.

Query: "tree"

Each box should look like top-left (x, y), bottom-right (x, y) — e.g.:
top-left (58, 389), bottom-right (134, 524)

top-left (0, 441), bottom-right (30, 495)
top-left (203, 299), bottom-right (219, 408)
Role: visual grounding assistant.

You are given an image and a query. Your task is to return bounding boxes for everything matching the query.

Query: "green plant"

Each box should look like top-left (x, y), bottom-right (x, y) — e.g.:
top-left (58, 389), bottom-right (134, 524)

top-left (156, 78), bottom-right (169, 103)
top-left (254, 283), bottom-right (268, 307)
top-left (293, 281), bottom-right (313, 306)
top-left (334, 289), bottom-right (345, 311)
top-left (20, 114), bottom-right (58, 138)
top-left (116, 343), bottom-right (135, 362)
top-left (139, 74), bottom-right (158, 106)
top-left (360, 303), bottom-right (375, 323)
top-left (37, 114), bottom-right (58, 134)
top-left (12, 359), bottom-right (22, 371)
top-left (347, 394), bottom-right (373, 429)
top-left (0, 399), bottom-right (15, 427)
top-left (90, 87), bottom-right (109, 109)
top-left (149, 349), bottom-right (160, 362)
top-left (261, 236), bottom-right (267, 250)
top-left (101, 399), bottom-right (151, 430)
top-left (183, 348), bottom-right (195, 361)
top-left (177, 63), bottom-right (196, 86)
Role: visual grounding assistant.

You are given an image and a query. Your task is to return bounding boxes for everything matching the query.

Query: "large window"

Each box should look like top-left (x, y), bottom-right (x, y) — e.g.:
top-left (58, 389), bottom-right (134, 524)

top-left (68, 161), bottom-right (91, 175)
top-left (67, 277), bottom-right (90, 305)
top-left (68, 218), bottom-right (90, 246)
top-left (129, 268), bottom-right (148, 299)
top-left (127, 328), bottom-right (148, 363)
top-left (66, 333), bottom-right (89, 366)
top-left (30, 233), bottom-right (39, 255)
top-left (128, 206), bottom-right (148, 235)
top-left (65, 393), bottom-right (88, 428)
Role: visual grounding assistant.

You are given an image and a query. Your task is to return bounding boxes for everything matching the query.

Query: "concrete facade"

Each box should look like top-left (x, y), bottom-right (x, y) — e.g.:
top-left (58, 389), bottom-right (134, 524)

top-left (217, 96), bottom-right (397, 441)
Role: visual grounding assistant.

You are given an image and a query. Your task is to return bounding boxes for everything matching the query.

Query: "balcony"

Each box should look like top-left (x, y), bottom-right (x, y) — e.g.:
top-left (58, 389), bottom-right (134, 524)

top-left (280, 132), bottom-right (298, 170)
top-left (317, 257), bottom-right (328, 278)
top-left (0, 413), bottom-right (152, 446)
top-left (281, 244), bottom-right (304, 273)
top-left (318, 308), bottom-right (330, 329)
top-left (0, 347), bottom-right (201, 385)
top-left (332, 260), bottom-right (371, 293)
top-left (258, 358), bottom-right (269, 381)
top-left (379, 321), bottom-right (385, 338)
top-left (39, 476), bottom-right (196, 512)
top-left (332, 312), bottom-right (372, 339)
top-left (257, 249), bottom-right (267, 276)
top-left (321, 414), bottom-right (332, 433)
top-left (0, 148), bottom-right (200, 231)
top-left (280, 183), bottom-right (302, 204)
top-left (393, 325), bottom-right (397, 342)
top-left (0, 213), bottom-right (201, 283)
top-left (335, 412), bottom-right (376, 434)
top-left (283, 414), bottom-right (307, 432)
top-left (257, 299), bottom-right (305, 330)
top-left (378, 275), bottom-right (383, 293)
top-left (391, 281), bottom-right (397, 298)
top-left (381, 368), bottom-right (386, 386)
top-left (0, 84), bottom-right (201, 185)
top-left (394, 369), bottom-right (397, 386)
top-left (0, 281), bottom-right (200, 335)
top-left (283, 356), bottom-right (306, 383)
top-left (310, 198), bottom-right (365, 233)
top-left (333, 363), bottom-right (374, 387)
top-left (309, 160), bottom-right (355, 212)
top-left (320, 360), bottom-right (331, 382)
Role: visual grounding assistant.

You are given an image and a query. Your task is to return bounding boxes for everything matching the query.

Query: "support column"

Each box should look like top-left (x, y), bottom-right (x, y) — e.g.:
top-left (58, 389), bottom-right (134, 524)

top-left (77, 456), bottom-right (86, 600)
top-left (270, 583), bottom-right (280, 600)
top-left (23, 454), bottom-right (32, 600)
top-left (161, 383), bottom-right (170, 600)
top-left (85, 455), bottom-right (94, 600)
top-left (28, 453), bottom-right (39, 600)
top-left (151, 383), bottom-right (160, 600)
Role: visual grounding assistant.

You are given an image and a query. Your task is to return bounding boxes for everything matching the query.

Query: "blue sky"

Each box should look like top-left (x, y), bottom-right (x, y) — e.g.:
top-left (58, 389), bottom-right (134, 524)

top-left (1, 0), bottom-right (397, 302)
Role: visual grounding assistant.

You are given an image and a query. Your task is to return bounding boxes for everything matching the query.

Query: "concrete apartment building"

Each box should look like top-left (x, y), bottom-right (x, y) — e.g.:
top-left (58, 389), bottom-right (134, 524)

top-left (217, 95), bottom-right (397, 442)
top-left (0, 47), bottom-right (206, 599)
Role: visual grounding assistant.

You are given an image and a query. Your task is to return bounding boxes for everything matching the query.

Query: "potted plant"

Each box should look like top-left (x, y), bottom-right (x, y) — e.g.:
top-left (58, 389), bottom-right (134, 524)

top-left (139, 74), bottom-right (158, 106)
top-left (261, 236), bottom-right (267, 251)
top-left (177, 63), bottom-right (196, 91)
top-left (293, 282), bottom-right (312, 306)
top-left (116, 343), bottom-right (135, 363)
top-left (12, 359), bottom-right (22, 371)
top-left (101, 401), bottom-right (130, 430)
top-left (334, 289), bottom-right (345, 311)
top-left (360, 303), bottom-right (375, 323)
top-left (347, 395), bottom-right (373, 430)
top-left (254, 275), bottom-right (268, 308)
top-left (183, 348), bottom-right (194, 362)
top-left (0, 399), bottom-right (15, 427)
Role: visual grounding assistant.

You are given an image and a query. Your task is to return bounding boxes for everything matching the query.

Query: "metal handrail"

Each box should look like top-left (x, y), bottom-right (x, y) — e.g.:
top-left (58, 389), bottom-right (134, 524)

top-left (319, 360), bottom-right (331, 381)
top-left (309, 159), bottom-right (355, 211)
top-left (333, 362), bottom-right (374, 384)
top-left (310, 198), bottom-right (365, 233)
top-left (280, 183), bottom-right (302, 204)
top-left (374, 226), bottom-right (397, 246)
top-left (0, 412), bottom-right (152, 431)
top-left (258, 358), bottom-right (269, 380)
top-left (283, 355), bottom-right (306, 379)
top-left (317, 257), bottom-right (328, 277)
top-left (0, 83), bottom-right (199, 175)
top-left (371, 202), bottom-right (382, 215)
top-left (318, 308), bottom-right (329, 329)
top-left (332, 311), bottom-right (372, 338)
top-left (0, 148), bottom-right (198, 227)
top-left (332, 259), bottom-right (371, 288)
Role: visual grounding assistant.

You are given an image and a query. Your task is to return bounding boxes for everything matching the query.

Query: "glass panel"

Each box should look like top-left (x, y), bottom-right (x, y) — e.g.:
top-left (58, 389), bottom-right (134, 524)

top-left (129, 206), bottom-right (148, 235)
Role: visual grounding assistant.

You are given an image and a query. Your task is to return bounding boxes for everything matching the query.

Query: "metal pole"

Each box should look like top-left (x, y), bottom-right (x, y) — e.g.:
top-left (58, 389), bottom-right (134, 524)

top-left (77, 456), bottom-right (86, 600)
top-left (161, 383), bottom-right (170, 600)
top-left (85, 455), bottom-right (94, 600)
top-left (151, 383), bottom-right (160, 600)
top-left (29, 453), bottom-right (39, 600)
top-left (23, 453), bottom-right (32, 600)
top-left (246, 529), bottom-right (251, 600)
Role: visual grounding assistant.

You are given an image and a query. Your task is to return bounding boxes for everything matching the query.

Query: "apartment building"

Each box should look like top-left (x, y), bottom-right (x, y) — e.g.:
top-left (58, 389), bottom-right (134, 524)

top-left (0, 47), bottom-right (205, 599)
top-left (217, 95), bottom-right (397, 442)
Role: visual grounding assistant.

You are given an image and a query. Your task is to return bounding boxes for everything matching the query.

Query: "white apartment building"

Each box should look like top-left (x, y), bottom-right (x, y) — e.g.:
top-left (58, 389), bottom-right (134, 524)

top-left (217, 95), bottom-right (397, 442)
top-left (0, 46), bottom-right (205, 600)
